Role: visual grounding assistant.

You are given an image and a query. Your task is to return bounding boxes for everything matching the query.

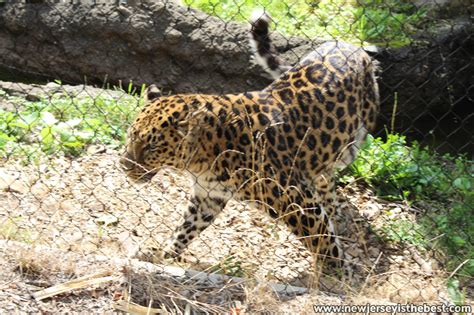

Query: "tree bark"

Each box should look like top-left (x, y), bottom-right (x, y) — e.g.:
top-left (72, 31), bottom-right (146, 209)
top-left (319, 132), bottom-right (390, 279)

top-left (0, 1), bottom-right (269, 93)
top-left (0, 1), bottom-right (472, 135)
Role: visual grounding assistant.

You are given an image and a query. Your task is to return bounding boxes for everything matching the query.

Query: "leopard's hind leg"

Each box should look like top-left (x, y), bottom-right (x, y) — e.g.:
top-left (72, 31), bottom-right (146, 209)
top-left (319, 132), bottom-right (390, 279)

top-left (263, 180), bottom-right (344, 267)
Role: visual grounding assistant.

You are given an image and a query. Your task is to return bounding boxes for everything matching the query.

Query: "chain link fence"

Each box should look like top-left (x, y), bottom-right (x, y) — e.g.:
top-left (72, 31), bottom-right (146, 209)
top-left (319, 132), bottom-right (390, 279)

top-left (0, 0), bottom-right (472, 313)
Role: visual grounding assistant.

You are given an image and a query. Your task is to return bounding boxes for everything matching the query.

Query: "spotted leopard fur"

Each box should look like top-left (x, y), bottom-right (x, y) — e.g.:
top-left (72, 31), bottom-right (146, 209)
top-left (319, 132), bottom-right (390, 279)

top-left (120, 16), bottom-right (379, 267)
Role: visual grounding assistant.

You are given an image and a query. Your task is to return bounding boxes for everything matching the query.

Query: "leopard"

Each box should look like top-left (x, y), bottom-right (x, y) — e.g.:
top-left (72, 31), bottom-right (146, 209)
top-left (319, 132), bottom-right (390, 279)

top-left (119, 11), bottom-right (379, 268)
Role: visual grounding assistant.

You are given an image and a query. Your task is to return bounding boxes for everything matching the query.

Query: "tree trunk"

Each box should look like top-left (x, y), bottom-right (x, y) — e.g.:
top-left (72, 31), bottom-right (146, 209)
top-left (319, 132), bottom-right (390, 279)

top-left (0, 1), bottom-right (472, 142)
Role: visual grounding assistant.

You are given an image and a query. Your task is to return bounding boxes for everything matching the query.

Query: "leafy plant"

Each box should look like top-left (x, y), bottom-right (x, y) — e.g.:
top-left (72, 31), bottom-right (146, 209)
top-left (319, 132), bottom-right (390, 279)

top-left (0, 217), bottom-right (32, 243)
top-left (447, 278), bottom-right (467, 307)
top-left (0, 89), bottom-right (140, 162)
top-left (184, 0), bottom-right (426, 46)
top-left (343, 133), bottom-right (473, 201)
top-left (354, 0), bottom-right (426, 45)
top-left (342, 132), bottom-right (473, 281)
top-left (378, 218), bottom-right (427, 248)
top-left (210, 256), bottom-right (246, 277)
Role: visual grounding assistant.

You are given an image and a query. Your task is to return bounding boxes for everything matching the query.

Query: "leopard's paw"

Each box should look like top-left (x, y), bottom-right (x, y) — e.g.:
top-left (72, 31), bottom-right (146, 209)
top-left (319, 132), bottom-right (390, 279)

top-left (133, 240), bottom-right (168, 264)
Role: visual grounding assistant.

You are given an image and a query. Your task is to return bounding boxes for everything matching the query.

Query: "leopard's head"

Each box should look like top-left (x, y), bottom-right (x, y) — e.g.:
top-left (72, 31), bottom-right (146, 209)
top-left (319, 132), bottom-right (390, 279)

top-left (119, 85), bottom-right (194, 182)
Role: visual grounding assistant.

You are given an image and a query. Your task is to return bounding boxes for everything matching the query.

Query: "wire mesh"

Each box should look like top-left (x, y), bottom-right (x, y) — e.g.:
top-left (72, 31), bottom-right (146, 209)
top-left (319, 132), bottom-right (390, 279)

top-left (0, 0), bottom-right (472, 313)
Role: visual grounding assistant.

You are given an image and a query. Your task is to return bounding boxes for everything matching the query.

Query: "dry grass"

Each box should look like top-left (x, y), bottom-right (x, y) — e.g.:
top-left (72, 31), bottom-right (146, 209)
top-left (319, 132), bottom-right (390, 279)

top-left (14, 248), bottom-right (75, 281)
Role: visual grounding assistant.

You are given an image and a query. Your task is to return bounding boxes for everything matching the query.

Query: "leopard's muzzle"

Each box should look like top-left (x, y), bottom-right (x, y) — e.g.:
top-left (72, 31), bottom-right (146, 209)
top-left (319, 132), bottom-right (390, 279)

top-left (119, 149), bottom-right (157, 182)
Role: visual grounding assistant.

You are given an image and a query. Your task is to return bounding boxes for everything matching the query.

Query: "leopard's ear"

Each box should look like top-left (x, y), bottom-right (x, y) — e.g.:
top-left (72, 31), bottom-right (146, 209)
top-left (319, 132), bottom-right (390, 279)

top-left (176, 120), bottom-right (188, 138)
top-left (144, 84), bottom-right (162, 103)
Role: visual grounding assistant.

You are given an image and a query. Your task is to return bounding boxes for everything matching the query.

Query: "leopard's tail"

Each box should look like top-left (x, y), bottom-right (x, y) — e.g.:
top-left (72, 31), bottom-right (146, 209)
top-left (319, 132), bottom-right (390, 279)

top-left (249, 9), bottom-right (291, 80)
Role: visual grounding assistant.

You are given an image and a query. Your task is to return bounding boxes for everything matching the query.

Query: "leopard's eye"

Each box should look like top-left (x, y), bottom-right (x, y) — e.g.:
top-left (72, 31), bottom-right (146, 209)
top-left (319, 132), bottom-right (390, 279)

top-left (144, 142), bottom-right (158, 152)
top-left (149, 144), bottom-right (160, 152)
top-left (147, 133), bottom-right (163, 151)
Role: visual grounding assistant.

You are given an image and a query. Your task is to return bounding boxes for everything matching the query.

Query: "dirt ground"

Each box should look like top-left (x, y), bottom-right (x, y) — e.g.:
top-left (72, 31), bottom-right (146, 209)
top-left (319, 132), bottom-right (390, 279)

top-left (1, 147), bottom-right (471, 313)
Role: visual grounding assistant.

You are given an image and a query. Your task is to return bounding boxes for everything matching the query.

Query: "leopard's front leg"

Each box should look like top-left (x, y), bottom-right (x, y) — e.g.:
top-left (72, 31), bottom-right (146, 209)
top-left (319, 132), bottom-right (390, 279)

top-left (137, 186), bottom-right (230, 263)
top-left (163, 193), bottom-right (228, 259)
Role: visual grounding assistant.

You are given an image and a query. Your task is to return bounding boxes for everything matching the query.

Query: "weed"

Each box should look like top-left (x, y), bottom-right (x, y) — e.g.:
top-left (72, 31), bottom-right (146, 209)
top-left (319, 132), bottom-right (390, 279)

top-left (210, 256), bottom-right (246, 277)
top-left (0, 217), bottom-right (32, 243)
top-left (447, 278), bottom-right (467, 307)
top-left (14, 248), bottom-right (76, 280)
top-left (342, 133), bottom-right (473, 202)
top-left (378, 217), bottom-right (427, 248)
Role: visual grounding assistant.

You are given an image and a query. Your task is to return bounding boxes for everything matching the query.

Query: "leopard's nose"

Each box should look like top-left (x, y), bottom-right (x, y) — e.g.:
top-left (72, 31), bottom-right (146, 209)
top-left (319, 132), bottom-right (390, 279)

top-left (119, 151), bottom-right (136, 171)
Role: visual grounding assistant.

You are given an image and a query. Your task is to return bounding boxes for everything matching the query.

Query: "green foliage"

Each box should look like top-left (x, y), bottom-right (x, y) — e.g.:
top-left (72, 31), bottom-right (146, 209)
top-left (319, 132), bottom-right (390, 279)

top-left (378, 218), bottom-right (427, 248)
top-left (428, 198), bottom-right (474, 279)
top-left (354, 0), bottom-right (426, 45)
top-left (344, 133), bottom-right (473, 201)
top-left (342, 132), bottom-right (473, 281)
top-left (184, 0), bottom-right (426, 46)
top-left (210, 256), bottom-right (246, 277)
top-left (447, 279), bottom-right (467, 307)
top-left (0, 90), bottom-right (139, 162)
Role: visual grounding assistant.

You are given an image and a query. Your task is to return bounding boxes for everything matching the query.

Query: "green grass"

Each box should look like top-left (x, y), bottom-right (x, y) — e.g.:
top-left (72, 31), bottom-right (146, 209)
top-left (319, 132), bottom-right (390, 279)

top-left (184, 0), bottom-right (426, 46)
top-left (447, 278), bottom-right (469, 308)
top-left (0, 217), bottom-right (33, 243)
top-left (341, 132), bottom-right (473, 283)
top-left (0, 86), bottom-right (141, 163)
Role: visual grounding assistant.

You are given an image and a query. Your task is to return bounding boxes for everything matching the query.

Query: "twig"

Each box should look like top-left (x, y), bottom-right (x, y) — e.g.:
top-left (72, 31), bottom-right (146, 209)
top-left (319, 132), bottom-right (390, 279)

top-left (33, 271), bottom-right (119, 301)
top-left (0, 239), bottom-right (308, 298)
top-left (113, 299), bottom-right (164, 314)
top-left (446, 259), bottom-right (470, 281)
top-left (357, 251), bottom-right (383, 298)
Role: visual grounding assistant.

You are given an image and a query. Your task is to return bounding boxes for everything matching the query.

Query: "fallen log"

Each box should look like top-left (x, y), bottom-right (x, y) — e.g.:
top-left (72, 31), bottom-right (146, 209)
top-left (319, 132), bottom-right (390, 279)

top-left (0, 1), bottom-right (472, 142)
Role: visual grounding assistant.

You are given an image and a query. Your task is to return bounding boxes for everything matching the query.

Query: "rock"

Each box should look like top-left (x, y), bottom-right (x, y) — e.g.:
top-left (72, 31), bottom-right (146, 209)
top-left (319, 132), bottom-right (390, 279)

top-left (164, 27), bottom-right (183, 44)
top-left (30, 181), bottom-right (50, 198)
top-left (60, 200), bottom-right (78, 212)
top-left (368, 247), bottom-right (380, 258)
top-left (0, 169), bottom-right (29, 194)
top-left (345, 246), bottom-right (362, 258)
top-left (86, 144), bottom-right (107, 155)
top-left (95, 214), bottom-right (119, 226)
top-left (414, 0), bottom-right (472, 18)
top-left (361, 203), bottom-right (382, 220)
